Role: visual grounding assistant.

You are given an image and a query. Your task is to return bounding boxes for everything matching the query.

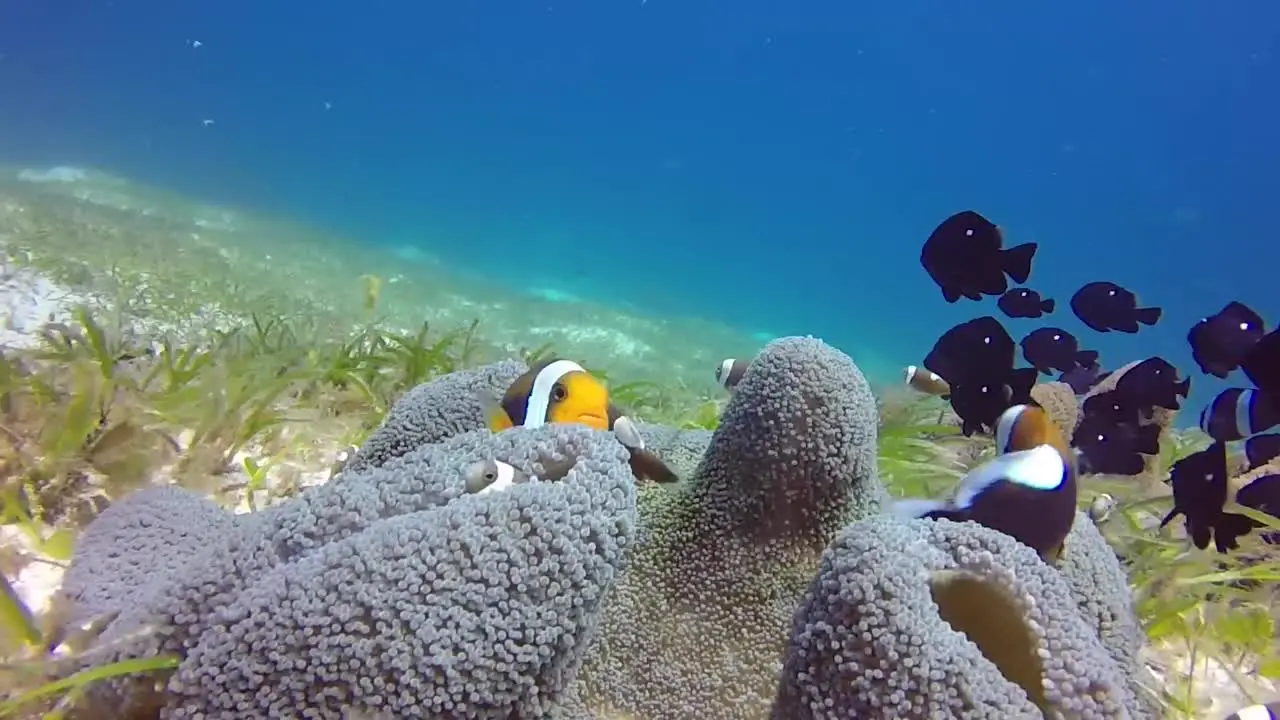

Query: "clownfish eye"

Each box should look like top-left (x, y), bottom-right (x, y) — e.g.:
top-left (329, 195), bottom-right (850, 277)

top-left (485, 470), bottom-right (498, 481)
top-left (550, 382), bottom-right (568, 401)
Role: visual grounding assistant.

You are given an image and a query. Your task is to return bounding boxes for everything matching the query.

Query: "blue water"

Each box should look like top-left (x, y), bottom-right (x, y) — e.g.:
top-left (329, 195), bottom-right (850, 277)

top-left (0, 0), bottom-right (1276, 412)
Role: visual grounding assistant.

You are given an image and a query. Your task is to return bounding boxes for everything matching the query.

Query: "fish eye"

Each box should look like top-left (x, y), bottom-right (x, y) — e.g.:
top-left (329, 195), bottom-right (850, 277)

top-left (551, 382), bottom-right (568, 401)
top-left (485, 469), bottom-right (498, 481)
top-left (1240, 322), bottom-right (1250, 331)
top-left (1052, 333), bottom-right (1061, 341)
top-left (1108, 290), bottom-right (1116, 296)
top-left (965, 228), bottom-right (974, 237)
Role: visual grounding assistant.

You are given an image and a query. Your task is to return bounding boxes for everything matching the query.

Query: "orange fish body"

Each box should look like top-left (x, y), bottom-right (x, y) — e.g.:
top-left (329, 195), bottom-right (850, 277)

top-left (485, 358), bottom-right (679, 485)
top-left (485, 359), bottom-right (611, 431)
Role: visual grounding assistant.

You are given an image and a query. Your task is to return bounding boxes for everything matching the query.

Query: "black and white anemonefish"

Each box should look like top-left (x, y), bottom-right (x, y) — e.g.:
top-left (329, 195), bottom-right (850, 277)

top-left (483, 358), bottom-right (680, 485)
top-left (1222, 700), bottom-right (1280, 720)
top-left (1199, 387), bottom-right (1280, 442)
top-left (715, 357), bottom-right (750, 392)
top-left (904, 364), bottom-right (951, 397)
top-left (892, 403), bottom-right (1078, 561)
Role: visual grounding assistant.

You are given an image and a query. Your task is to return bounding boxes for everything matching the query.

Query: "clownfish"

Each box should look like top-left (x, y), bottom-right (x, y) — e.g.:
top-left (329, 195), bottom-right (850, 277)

top-left (484, 358), bottom-right (611, 431)
top-left (1199, 387), bottom-right (1280, 442)
top-left (464, 455), bottom-right (583, 496)
top-left (892, 404), bottom-right (1078, 561)
top-left (715, 357), bottom-right (750, 392)
top-left (464, 459), bottom-right (525, 495)
top-left (1223, 701), bottom-right (1280, 720)
top-left (904, 364), bottom-right (951, 397)
top-left (483, 358), bottom-right (680, 486)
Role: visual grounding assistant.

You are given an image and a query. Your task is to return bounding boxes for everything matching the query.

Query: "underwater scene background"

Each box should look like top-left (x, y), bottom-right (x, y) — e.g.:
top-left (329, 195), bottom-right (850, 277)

top-left (2, 0), bottom-right (1276, 407)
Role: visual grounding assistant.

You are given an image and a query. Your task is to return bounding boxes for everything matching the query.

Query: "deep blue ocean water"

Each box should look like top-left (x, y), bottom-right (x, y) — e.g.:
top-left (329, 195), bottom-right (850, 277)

top-left (0, 0), bottom-right (1276, 413)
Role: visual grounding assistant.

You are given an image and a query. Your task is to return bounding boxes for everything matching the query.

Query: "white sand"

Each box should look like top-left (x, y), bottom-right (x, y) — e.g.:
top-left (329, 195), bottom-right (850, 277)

top-left (0, 254), bottom-right (93, 350)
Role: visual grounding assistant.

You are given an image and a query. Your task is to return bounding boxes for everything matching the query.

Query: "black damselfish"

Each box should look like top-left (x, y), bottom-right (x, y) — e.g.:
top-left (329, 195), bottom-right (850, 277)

top-left (923, 316), bottom-right (1017, 387)
top-left (1073, 414), bottom-right (1157, 477)
top-left (1161, 442), bottom-right (1253, 554)
top-left (997, 287), bottom-right (1055, 319)
top-left (920, 211), bottom-right (1037, 304)
top-left (1081, 390), bottom-right (1144, 429)
top-left (1070, 281), bottom-right (1162, 334)
top-left (1058, 362), bottom-right (1110, 395)
top-left (947, 367), bottom-right (1038, 437)
top-left (1112, 357), bottom-right (1190, 413)
top-left (1188, 301), bottom-right (1266, 379)
top-left (923, 315), bottom-right (1035, 436)
top-left (1019, 327), bottom-right (1098, 375)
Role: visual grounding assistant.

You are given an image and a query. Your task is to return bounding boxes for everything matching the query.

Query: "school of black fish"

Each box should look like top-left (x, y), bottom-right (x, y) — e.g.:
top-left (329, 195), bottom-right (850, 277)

top-left (908, 209), bottom-right (1279, 559)
top-left (483, 209), bottom-right (1276, 719)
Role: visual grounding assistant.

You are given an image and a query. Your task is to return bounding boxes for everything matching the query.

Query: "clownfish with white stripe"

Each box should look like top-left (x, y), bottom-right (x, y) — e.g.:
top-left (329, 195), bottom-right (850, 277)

top-left (904, 364), bottom-right (951, 397)
top-left (463, 456), bottom-right (578, 496)
top-left (892, 403), bottom-right (1078, 561)
top-left (1200, 387), bottom-right (1280, 442)
top-left (1222, 700), bottom-right (1280, 720)
top-left (715, 357), bottom-right (750, 392)
top-left (482, 358), bottom-right (680, 486)
top-left (464, 459), bottom-right (526, 496)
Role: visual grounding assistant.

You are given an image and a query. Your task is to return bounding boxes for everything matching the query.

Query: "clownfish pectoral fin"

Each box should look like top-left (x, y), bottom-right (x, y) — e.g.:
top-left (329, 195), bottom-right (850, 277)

top-left (627, 447), bottom-right (680, 485)
top-left (478, 390), bottom-right (514, 432)
top-left (612, 415), bottom-right (647, 451)
top-left (891, 498), bottom-right (950, 519)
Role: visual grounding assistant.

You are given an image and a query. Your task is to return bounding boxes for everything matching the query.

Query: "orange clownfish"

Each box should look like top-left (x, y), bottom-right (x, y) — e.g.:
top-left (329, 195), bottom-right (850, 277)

top-left (893, 403), bottom-right (1078, 561)
top-left (715, 357), bottom-right (750, 392)
top-left (484, 358), bottom-right (612, 431)
top-left (483, 358), bottom-right (680, 486)
top-left (903, 364), bottom-right (951, 397)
